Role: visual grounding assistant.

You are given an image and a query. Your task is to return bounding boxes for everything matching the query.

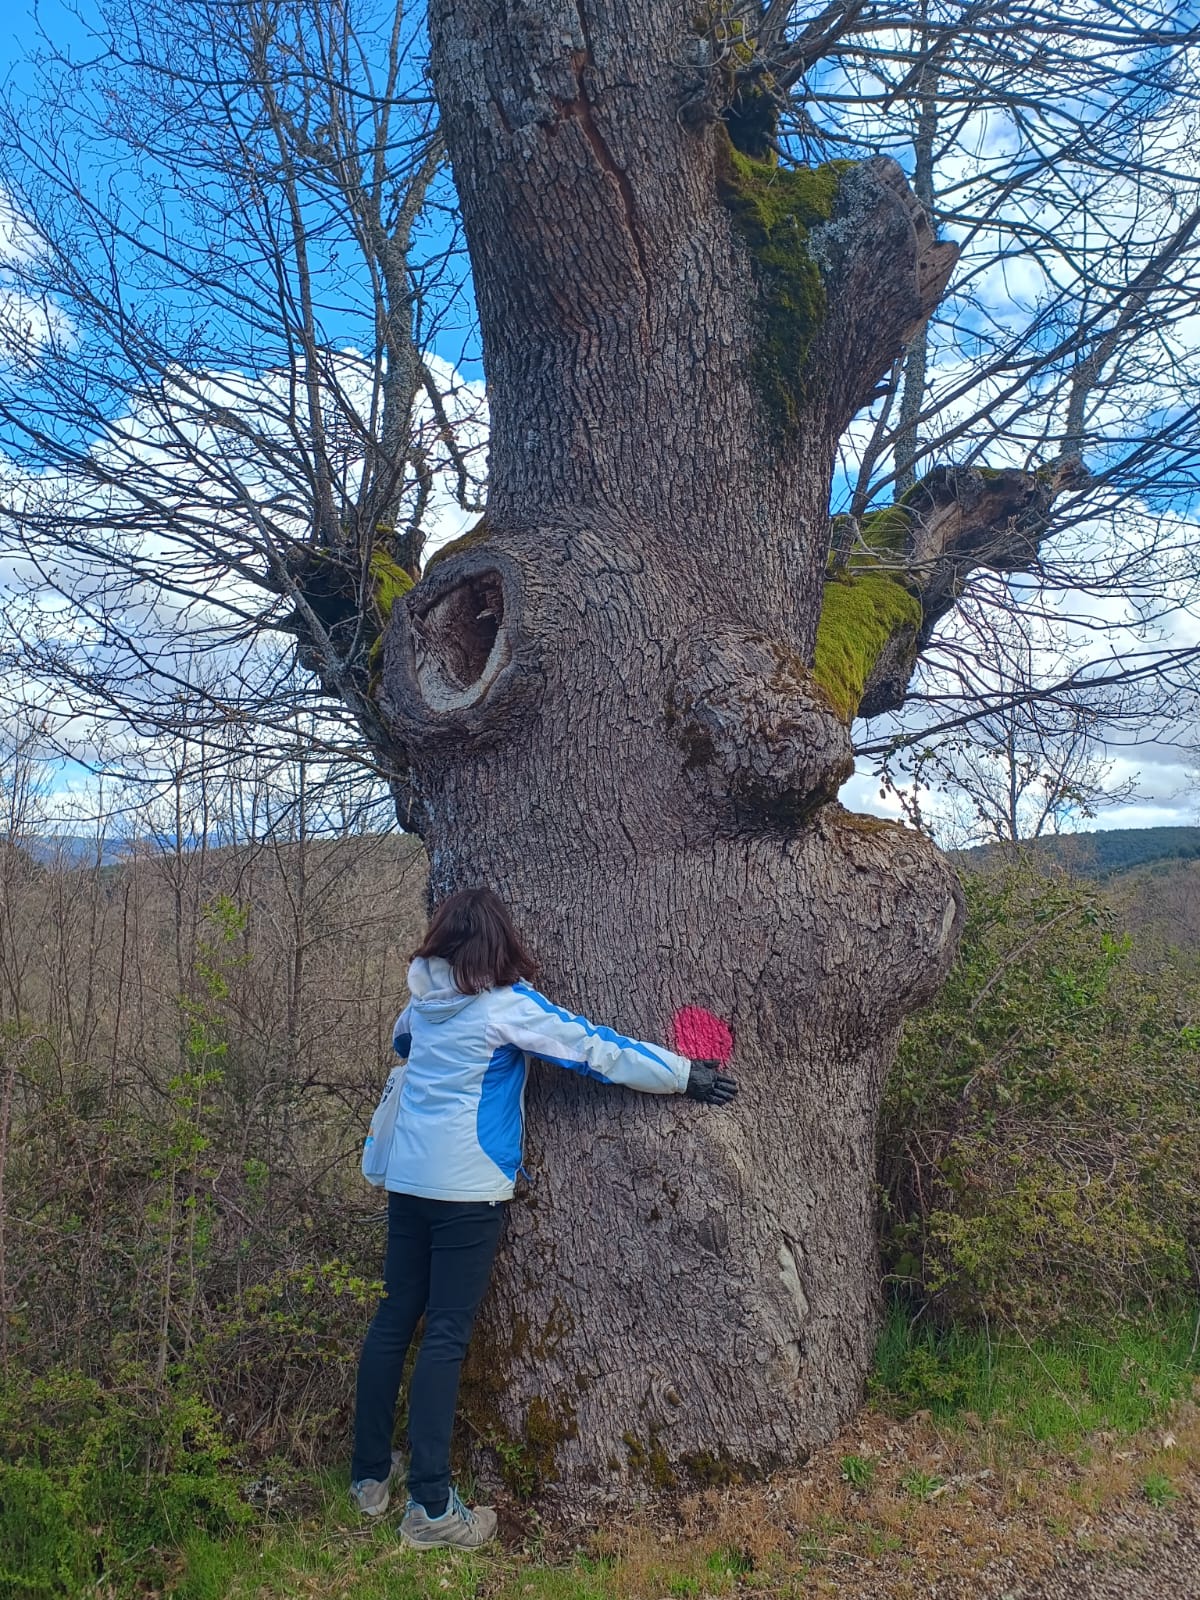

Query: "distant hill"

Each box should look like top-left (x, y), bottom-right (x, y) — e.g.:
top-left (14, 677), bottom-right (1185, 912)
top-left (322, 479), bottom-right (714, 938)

top-left (956, 825), bottom-right (1200, 880)
top-left (14, 820), bottom-right (1200, 882)
top-left (19, 834), bottom-right (141, 868)
top-left (12, 830), bottom-right (266, 868)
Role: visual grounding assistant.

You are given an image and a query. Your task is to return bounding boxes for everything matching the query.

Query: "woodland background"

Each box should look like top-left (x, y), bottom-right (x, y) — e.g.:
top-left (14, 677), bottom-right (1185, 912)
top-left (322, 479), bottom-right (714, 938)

top-left (0, 733), bottom-right (1197, 1596)
top-left (0, 0), bottom-right (1198, 1588)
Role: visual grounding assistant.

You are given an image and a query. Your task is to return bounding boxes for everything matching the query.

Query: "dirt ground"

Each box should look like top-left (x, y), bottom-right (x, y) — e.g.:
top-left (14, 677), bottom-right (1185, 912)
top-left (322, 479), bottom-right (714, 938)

top-left (913, 1489), bottom-right (1200, 1599)
top-left (593, 1401), bottom-right (1200, 1600)
top-left (1010, 1507), bottom-right (1199, 1600)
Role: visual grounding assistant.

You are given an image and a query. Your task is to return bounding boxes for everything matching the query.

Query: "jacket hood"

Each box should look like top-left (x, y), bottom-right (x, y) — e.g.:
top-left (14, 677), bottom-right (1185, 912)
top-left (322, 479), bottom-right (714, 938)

top-left (406, 955), bottom-right (475, 1021)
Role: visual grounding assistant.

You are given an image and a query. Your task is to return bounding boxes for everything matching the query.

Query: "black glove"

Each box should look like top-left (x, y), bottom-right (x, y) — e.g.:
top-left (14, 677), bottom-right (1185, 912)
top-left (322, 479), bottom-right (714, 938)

top-left (685, 1059), bottom-right (738, 1106)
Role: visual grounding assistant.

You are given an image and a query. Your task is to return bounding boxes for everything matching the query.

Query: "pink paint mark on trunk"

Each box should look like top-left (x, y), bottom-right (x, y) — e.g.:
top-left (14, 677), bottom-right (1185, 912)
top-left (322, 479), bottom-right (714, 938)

top-left (670, 1006), bottom-right (734, 1066)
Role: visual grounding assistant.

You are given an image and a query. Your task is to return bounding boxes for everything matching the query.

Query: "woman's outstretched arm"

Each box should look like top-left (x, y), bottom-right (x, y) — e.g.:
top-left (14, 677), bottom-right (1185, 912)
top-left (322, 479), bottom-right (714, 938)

top-left (486, 983), bottom-right (693, 1094)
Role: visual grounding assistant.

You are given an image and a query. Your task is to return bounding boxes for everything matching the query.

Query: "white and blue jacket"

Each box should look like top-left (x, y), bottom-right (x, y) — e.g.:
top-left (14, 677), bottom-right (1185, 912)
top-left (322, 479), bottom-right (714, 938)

top-left (379, 955), bottom-right (692, 1202)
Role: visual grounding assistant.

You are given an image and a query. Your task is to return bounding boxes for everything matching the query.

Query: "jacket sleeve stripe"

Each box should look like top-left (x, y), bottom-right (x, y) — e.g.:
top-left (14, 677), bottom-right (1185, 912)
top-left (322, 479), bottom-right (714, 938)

top-left (488, 985), bottom-right (690, 1094)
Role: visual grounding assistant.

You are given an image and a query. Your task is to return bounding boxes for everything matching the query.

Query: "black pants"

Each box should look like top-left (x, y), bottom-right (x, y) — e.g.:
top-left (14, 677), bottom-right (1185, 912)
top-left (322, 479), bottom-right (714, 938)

top-left (351, 1191), bottom-right (504, 1512)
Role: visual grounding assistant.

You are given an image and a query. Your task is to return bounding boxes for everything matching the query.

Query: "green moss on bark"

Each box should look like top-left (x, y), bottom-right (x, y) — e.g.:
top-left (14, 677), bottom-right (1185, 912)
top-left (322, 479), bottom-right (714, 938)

top-left (362, 549), bottom-right (414, 695)
top-left (856, 503), bottom-right (913, 558)
top-left (678, 1448), bottom-right (749, 1486)
top-left (715, 131), bottom-right (850, 432)
top-left (814, 573), bottom-right (922, 721)
top-left (422, 517), bottom-right (491, 575)
top-left (524, 1396), bottom-right (578, 1487)
top-left (622, 1429), bottom-right (677, 1489)
top-left (367, 548), bottom-right (413, 626)
top-left (456, 1303), bottom-right (581, 1496)
top-left (835, 809), bottom-right (905, 835)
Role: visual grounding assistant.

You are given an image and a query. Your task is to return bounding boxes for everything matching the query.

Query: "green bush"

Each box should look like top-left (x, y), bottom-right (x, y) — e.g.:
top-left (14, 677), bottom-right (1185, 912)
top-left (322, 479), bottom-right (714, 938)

top-left (0, 1465), bottom-right (91, 1597)
top-left (188, 1258), bottom-right (380, 1458)
top-left (882, 860), bottom-right (1200, 1330)
top-left (0, 1366), bottom-right (252, 1597)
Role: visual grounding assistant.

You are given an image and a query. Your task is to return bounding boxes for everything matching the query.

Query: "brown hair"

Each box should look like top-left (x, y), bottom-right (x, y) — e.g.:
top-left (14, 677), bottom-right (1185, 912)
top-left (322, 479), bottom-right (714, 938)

top-left (412, 887), bottom-right (538, 995)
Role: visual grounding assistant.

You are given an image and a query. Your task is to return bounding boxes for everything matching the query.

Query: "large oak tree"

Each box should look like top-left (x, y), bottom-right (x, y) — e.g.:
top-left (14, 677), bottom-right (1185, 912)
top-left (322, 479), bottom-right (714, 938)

top-left (375, 0), bottom-right (1012, 1481)
top-left (1, 0), bottom-right (1198, 1489)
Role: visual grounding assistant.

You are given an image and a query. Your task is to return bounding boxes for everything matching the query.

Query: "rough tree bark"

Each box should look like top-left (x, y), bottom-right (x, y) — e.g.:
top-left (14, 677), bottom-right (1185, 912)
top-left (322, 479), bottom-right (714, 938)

top-left (371, 0), bottom-right (1001, 1492)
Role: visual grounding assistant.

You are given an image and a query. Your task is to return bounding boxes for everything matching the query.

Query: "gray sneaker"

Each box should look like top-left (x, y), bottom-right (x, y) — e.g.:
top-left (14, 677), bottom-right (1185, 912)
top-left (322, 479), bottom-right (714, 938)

top-left (350, 1449), bottom-right (405, 1517)
top-left (399, 1488), bottom-right (498, 1549)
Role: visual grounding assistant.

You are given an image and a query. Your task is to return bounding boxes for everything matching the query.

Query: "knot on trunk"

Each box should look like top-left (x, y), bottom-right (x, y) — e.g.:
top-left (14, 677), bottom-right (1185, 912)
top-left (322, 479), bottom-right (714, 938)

top-left (819, 804), bottom-right (966, 1019)
top-left (670, 626), bottom-right (854, 830)
top-left (380, 545), bottom-right (542, 748)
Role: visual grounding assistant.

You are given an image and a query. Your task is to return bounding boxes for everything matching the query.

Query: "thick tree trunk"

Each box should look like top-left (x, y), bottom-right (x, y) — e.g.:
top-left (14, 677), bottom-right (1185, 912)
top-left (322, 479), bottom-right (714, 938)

top-left (377, 0), bottom-right (962, 1490)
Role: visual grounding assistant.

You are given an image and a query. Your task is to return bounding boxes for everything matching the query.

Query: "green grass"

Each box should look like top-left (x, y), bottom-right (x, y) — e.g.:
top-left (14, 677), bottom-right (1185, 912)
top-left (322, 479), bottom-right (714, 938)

top-left (870, 1302), bottom-right (1200, 1445)
top-left (174, 1524), bottom-right (566, 1600)
top-left (186, 1543), bottom-right (739, 1600)
top-left (839, 1453), bottom-right (876, 1490)
top-left (170, 1299), bottom-right (1200, 1600)
top-left (899, 1469), bottom-right (944, 1501)
top-left (170, 1467), bottom-right (785, 1600)
top-left (12, 1310), bottom-right (1200, 1600)
top-left (170, 1466), bottom-right (713, 1600)
top-left (1141, 1471), bottom-right (1178, 1508)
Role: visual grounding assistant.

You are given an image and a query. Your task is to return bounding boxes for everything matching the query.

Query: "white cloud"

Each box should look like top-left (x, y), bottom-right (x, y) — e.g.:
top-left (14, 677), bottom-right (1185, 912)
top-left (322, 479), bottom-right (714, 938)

top-left (0, 190), bottom-right (71, 362)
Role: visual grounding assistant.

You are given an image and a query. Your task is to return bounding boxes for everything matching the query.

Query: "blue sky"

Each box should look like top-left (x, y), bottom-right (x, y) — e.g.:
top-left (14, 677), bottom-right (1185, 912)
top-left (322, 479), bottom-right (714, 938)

top-left (3, 1), bottom-right (88, 81)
